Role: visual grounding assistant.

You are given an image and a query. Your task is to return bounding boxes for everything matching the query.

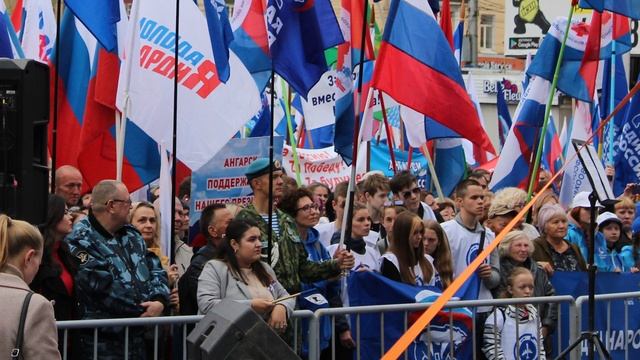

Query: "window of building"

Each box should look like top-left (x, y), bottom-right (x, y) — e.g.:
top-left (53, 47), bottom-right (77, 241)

top-left (479, 15), bottom-right (494, 52)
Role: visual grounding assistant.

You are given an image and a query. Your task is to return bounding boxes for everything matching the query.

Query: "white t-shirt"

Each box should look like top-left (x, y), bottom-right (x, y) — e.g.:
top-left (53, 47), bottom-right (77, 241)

top-left (420, 202), bottom-right (438, 221)
top-left (442, 217), bottom-right (496, 312)
top-left (327, 243), bottom-right (380, 272)
top-left (315, 221), bottom-right (337, 248)
top-left (379, 253), bottom-right (436, 287)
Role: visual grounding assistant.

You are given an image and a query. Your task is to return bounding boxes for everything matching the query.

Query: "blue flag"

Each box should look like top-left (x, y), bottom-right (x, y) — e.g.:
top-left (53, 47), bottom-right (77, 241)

top-left (0, 15), bottom-right (13, 58)
top-left (601, 54), bottom-right (629, 164)
top-left (347, 271), bottom-right (473, 360)
top-left (204, 0), bottom-right (234, 83)
top-left (613, 74), bottom-right (640, 196)
top-left (497, 81), bottom-right (513, 147)
top-left (248, 95), bottom-right (272, 137)
top-left (266, 0), bottom-right (344, 99)
top-left (579, 0), bottom-right (640, 20)
top-left (64, 0), bottom-right (120, 52)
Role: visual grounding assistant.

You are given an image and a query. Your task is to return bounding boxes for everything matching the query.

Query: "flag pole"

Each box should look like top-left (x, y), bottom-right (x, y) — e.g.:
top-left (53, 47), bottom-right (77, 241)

top-left (266, 71), bottom-right (275, 266)
top-left (379, 93), bottom-right (397, 174)
top-left (420, 144), bottom-right (444, 201)
top-left (169, 0), bottom-right (182, 265)
top-left (283, 80), bottom-right (302, 185)
top-left (526, 3), bottom-right (576, 201)
top-left (50, 0), bottom-right (62, 192)
top-left (606, 40), bottom-right (616, 165)
top-left (339, 0), bottom-right (370, 250)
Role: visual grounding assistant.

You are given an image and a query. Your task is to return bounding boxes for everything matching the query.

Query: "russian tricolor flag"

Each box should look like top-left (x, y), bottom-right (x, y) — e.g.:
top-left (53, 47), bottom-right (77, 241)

top-left (48, 9), bottom-right (96, 171)
top-left (490, 76), bottom-right (550, 191)
top-left (64, 0), bottom-right (160, 190)
top-left (372, 0), bottom-right (495, 156)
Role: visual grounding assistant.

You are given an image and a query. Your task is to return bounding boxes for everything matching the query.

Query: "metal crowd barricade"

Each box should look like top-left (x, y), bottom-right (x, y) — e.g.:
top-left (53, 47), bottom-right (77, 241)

top-left (56, 311), bottom-right (314, 360)
top-left (56, 296), bottom-right (577, 360)
top-left (306, 295), bottom-right (576, 360)
top-left (575, 291), bottom-right (640, 360)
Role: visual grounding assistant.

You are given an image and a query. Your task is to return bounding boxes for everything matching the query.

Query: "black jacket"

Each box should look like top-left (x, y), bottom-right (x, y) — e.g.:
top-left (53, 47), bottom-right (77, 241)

top-left (31, 240), bottom-right (79, 321)
top-left (179, 244), bottom-right (217, 315)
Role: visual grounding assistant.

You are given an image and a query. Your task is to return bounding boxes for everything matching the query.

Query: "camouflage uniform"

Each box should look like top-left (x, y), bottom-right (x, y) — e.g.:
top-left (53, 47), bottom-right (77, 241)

top-left (67, 213), bottom-right (170, 360)
top-left (236, 204), bottom-right (341, 294)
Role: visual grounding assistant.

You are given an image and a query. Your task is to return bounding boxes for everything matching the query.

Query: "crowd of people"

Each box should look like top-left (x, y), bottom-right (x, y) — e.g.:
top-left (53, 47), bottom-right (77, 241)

top-left (1, 160), bottom-right (640, 359)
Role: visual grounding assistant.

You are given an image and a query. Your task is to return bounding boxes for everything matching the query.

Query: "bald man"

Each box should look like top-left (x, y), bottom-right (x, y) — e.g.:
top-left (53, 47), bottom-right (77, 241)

top-left (54, 165), bottom-right (82, 206)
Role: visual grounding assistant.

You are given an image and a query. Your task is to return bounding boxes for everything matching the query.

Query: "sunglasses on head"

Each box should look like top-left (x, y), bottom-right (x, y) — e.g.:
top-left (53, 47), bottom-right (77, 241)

top-left (401, 187), bottom-right (421, 199)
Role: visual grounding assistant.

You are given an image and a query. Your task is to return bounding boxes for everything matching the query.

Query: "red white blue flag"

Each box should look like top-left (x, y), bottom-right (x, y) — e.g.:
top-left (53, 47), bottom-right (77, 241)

top-left (490, 76), bottom-right (550, 191)
top-left (372, 0), bottom-right (495, 156)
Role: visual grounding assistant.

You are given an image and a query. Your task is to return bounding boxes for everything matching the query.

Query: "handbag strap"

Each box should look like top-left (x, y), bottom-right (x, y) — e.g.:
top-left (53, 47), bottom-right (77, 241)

top-left (11, 291), bottom-right (34, 359)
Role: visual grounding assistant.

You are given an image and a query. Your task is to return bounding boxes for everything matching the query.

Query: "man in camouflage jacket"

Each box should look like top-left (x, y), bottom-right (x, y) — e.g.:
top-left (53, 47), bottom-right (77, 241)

top-left (236, 158), bottom-right (354, 294)
top-left (67, 180), bottom-right (169, 359)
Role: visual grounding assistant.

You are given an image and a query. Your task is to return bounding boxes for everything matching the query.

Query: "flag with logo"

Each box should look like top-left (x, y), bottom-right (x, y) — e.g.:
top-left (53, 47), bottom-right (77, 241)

top-left (348, 271), bottom-right (473, 360)
top-left (558, 101), bottom-right (594, 206)
top-left (528, 15), bottom-right (630, 103)
top-left (267, 0), bottom-right (344, 99)
top-left (12, 0), bottom-right (56, 63)
top-left (116, 0), bottom-right (261, 172)
top-left (613, 74), bottom-right (640, 196)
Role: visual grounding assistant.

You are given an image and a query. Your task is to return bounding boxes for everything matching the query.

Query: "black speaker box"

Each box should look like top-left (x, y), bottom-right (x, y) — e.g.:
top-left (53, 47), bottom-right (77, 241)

top-left (0, 59), bottom-right (49, 225)
top-left (187, 300), bottom-right (299, 360)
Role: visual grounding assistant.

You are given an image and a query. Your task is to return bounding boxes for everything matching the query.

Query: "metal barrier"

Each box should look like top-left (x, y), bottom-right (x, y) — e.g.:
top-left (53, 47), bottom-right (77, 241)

top-left (56, 311), bottom-right (314, 360)
top-left (306, 295), bottom-right (576, 360)
top-left (574, 291), bottom-right (640, 360)
top-left (56, 296), bottom-right (576, 360)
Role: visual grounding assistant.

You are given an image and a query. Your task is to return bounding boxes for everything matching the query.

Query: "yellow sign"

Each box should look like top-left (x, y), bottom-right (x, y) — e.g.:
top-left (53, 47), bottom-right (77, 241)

top-left (519, 0), bottom-right (540, 23)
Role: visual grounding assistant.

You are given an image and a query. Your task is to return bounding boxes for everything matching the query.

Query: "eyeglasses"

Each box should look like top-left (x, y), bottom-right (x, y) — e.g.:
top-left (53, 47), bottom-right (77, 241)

top-left (108, 198), bottom-right (132, 206)
top-left (297, 203), bottom-right (319, 212)
top-left (401, 187), bottom-right (421, 199)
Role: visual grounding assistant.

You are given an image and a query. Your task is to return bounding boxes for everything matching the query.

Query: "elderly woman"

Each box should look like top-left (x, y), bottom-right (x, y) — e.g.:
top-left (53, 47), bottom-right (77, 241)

top-left (486, 187), bottom-right (540, 240)
top-left (496, 231), bottom-right (557, 343)
top-left (532, 204), bottom-right (587, 275)
top-left (198, 218), bottom-right (294, 334)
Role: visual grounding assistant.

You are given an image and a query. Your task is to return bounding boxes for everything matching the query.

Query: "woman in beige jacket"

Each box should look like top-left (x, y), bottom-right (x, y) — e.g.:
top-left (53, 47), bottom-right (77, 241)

top-left (0, 215), bottom-right (60, 359)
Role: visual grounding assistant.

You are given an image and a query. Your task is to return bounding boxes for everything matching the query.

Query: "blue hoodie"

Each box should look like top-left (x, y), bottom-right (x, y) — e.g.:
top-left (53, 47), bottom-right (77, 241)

top-left (593, 232), bottom-right (626, 272)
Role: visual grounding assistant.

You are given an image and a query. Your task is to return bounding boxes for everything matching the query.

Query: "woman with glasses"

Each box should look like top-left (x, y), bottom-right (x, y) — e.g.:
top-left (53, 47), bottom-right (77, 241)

top-left (278, 188), bottom-right (352, 355)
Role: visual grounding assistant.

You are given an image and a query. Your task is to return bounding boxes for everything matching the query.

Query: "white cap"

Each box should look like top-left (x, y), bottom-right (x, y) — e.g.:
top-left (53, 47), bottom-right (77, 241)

top-left (596, 212), bottom-right (622, 229)
top-left (570, 191), bottom-right (603, 209)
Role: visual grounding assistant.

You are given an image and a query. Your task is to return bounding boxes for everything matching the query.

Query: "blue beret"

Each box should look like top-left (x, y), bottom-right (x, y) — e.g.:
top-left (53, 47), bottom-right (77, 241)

top-left (245, 158), bottom-right (282, 180)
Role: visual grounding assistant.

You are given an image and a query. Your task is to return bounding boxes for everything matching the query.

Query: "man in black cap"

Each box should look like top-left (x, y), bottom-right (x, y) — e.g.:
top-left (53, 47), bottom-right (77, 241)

top-left (236, 158), bottom-right (354, 294)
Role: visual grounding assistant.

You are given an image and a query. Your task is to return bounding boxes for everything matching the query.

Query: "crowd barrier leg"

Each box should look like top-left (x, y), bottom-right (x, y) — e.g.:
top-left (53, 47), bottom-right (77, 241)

top-left (308, 313), bottom-right (321, 360)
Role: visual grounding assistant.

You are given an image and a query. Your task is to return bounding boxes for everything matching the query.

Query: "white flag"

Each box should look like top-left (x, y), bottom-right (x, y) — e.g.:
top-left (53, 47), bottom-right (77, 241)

top-left (117, 0), bottom-right (261, 171)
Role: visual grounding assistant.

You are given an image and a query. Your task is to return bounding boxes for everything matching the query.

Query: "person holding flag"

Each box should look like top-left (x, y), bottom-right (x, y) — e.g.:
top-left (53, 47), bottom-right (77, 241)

top-left (235, 159), bottom-right (354, 295)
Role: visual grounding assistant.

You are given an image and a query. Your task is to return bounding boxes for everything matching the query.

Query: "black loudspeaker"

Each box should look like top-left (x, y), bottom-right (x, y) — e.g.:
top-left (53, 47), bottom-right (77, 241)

top-left (0, 59), bottom-right (49, 225)
top-left (187, 300), bottom-right (300, 360)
